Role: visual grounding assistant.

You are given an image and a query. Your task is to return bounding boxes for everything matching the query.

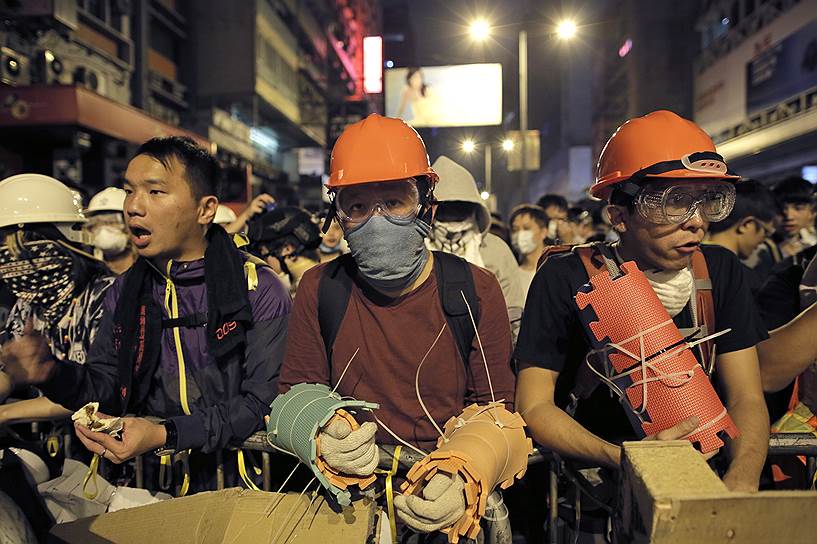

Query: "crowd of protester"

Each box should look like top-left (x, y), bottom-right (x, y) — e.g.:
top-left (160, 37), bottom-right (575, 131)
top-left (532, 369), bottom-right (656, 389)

top-left (1, 110), bottom-right (817, 543)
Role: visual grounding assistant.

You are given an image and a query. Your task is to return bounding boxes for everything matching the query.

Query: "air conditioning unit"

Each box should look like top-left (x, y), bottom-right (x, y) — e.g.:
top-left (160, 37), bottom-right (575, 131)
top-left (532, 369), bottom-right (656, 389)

top-left (0, 47), bottom-right (31, 86)
top-left (34, 50), bottom-right (70, 85)
top-left (73, 65), bottom-right (106, 96)
top-left (148, 71), bottom-right (187, 106)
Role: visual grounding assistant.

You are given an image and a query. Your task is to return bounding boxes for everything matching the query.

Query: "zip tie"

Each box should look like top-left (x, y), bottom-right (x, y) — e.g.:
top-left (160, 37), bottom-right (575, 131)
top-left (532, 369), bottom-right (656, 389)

top-left (460, 290), bottom-right (496, 404)
top-left (414, 322), bottom-right (449, 441)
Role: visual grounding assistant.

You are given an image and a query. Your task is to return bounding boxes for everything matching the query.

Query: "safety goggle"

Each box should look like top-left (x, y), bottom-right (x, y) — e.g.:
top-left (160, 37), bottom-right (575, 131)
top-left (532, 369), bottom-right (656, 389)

top-left (635, 181), bottom-right (736, 225)
top-left (334, 179), bottom-right (421, 229)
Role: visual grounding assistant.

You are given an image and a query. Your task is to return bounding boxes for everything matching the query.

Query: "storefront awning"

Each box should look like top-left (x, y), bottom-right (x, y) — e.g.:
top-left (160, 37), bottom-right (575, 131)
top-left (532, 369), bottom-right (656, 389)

top-left (0, 85), bottom-right (209, 148)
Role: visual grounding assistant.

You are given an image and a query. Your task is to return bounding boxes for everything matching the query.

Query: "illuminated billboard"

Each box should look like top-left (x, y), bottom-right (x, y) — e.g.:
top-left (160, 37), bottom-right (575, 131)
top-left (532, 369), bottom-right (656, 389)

top-left (385, 63), bottom-right (502, 127)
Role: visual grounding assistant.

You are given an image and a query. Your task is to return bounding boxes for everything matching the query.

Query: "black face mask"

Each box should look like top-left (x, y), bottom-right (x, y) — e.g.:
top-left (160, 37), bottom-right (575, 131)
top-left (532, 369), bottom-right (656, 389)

top-left (0, 239), bottom-right (76, 324)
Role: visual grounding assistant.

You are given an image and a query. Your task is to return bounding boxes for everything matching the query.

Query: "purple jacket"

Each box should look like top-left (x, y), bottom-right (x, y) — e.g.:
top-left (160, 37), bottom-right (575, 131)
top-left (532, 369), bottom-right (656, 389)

top-left (42, 256), bottom-right (291, 453)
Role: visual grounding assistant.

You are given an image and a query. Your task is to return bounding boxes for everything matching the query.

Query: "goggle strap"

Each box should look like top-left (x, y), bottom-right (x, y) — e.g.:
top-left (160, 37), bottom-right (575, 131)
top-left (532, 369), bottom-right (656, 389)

top-left (322, 201), bottom-right (337, 234)
top-left (629, 151), bottom-right (736, 182)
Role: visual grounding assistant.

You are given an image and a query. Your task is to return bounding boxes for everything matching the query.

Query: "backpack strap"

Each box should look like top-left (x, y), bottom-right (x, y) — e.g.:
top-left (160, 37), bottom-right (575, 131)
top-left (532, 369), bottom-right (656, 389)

top-left (317, 254), bottom-right (356, 364)
top-left (690, 250), bottom-right (716, 371)
top-left (432, 251), bottom-right (479, 366)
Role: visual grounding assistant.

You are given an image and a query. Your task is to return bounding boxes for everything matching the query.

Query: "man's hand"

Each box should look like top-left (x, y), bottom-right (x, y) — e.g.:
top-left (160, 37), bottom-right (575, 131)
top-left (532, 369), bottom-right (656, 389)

top-left (0, 320), bottom-right (55, 386)
top-left (241, 193), bottom-right (275, 219)
top-left (644, 416), bottom-right (719, 461)
top-left (226, 194), bottom-right (276, 234)
top-left (74, 415), bottom-right (167, 464)
top-left (394, 473), bottom-right (466, 533)
top-left (722, 469), bottom-right (759, 493)
top-left (318, 419), bottom-right (378, 476)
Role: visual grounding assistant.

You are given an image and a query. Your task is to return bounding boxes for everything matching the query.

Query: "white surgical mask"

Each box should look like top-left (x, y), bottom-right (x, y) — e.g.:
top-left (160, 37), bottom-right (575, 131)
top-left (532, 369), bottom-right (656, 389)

top-left (93, 226), bottom-right (129, 256)
top-left (644, 267), bottom-right (694, 317)
top-left (512, 229), bottom-right (537, 255)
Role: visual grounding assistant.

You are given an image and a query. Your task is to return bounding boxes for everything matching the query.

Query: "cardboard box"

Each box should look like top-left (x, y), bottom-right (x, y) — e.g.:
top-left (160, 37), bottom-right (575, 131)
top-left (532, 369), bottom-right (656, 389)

top-left (619, 441), bottom-right (817, 543)
top-left (50, 488), bottom-right (377, 544)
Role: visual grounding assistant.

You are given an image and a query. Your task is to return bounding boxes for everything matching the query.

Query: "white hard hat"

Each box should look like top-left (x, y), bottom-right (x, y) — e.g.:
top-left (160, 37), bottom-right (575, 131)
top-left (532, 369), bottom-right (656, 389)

top-left (0, 173), bottom-right (89, 244)
top-left (214, 204), bottom-right (237, 225)
top-left (8, 447), bottom-right (50, 485)
top-left (86, 187), bottom-right (126, 215)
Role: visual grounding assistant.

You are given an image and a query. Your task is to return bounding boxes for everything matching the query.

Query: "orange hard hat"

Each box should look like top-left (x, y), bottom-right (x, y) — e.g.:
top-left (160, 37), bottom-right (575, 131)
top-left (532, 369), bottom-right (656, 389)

top-left (327, 114), bottom-right (438, 189)
top-left (592, 110), bottom-right (740, 200)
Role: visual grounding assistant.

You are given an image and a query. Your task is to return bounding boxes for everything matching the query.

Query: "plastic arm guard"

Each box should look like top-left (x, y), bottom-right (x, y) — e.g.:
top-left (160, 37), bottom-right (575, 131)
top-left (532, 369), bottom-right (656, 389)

top-left (400, 403), bottom-right (533, 543)
top-left (266, 383), bottom-right (379, 506)
top-left (574, 260), bottom-right (739, 453)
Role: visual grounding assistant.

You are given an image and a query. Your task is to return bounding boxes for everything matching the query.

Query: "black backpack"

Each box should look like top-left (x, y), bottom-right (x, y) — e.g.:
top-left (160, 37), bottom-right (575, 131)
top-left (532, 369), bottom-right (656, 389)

top-left (317, 251), bottom-right (480, 372)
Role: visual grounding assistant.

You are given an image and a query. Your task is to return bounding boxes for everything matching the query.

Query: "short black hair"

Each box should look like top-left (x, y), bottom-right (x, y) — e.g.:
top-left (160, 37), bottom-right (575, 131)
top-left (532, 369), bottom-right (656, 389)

top-left (135, 136), bottom-right (222, 199)
top-left (536, 194), bottom-right (568, 213)
top-left (509, 204), bottom-right (548, 229)
top-left (773, 176), bottom-right (815, 206)
top-left (709, 180), bottom-right (778, 234)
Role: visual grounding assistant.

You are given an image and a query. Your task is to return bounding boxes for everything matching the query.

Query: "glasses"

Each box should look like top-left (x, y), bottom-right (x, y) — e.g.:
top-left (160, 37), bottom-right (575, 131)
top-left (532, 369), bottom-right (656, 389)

top-left (749, 218), bottom-right (775, 238)
top-left (334, 179), bottom-right (421, 229)
top-left (635, 182), bottom-right (736, 225)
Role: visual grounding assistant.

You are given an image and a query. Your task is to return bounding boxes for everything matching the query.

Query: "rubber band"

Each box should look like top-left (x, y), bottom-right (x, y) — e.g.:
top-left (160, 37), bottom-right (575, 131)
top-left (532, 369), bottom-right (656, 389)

top-left (238, 449), bottom-right (261, 491)
top-left (374, 445), bottom-right (402, 544)
top-left (82, 453), bottom-right (101, 499)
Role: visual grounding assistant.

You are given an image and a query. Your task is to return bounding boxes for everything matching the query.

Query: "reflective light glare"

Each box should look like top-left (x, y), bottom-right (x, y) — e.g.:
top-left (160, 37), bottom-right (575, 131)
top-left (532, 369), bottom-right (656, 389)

top-left (469, 19), bottom-right (491, 41)
top-left (480, 191), bottom-right (490, 200)
top-left (461, 139), bottom-right (476, 153)
top-left (618, 38), bottom-right (633, 58)
top-left (363, 36), bottom-right (383, 93)
top-left (501, 138), bottom-right (515, 151)
top-left (556, 20), bottom-right (578, 40)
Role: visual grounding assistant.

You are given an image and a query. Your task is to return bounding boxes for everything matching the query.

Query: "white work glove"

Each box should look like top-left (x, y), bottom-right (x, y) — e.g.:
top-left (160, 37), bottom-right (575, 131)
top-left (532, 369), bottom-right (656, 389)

top-left (318, 419), bottom-right (379, 476)
top-left (394, 473), bottom-right (466, 533)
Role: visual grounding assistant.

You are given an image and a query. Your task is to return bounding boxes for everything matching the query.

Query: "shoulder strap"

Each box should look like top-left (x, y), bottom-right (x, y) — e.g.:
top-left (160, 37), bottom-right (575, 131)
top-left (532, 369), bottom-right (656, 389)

top-left (317, 254), bottom-right (356, 362)
top-left (691, 250), bottom-right (716, 369)
top-left (432, 251), bottom-right (479, 366)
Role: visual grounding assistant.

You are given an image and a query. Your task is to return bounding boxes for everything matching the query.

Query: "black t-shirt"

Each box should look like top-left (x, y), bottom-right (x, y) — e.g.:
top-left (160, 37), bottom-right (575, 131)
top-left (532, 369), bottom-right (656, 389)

top-left (514, 243), bottom-right (769, 443)
top-left (755, 245), bottom-right (817, 330)
top-left (754, 244), bottom-right (817, 421)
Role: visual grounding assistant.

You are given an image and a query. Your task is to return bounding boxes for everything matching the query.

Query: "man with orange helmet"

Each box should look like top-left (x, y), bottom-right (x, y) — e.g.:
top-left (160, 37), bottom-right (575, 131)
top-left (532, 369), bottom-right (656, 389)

top-left (516, 111), bottom-right (769, 511)
top-left (278, 114), bottom-right (515, 539)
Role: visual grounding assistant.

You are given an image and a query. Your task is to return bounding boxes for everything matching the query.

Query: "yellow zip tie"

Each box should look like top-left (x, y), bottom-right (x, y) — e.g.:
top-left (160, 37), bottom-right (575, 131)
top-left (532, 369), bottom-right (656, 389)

top-left (238, 449), bottom-right (261, 490)
top-left (374, 445), bottom-right (402, 544)
top-left (82, 453), bottom-right (101, 499)
top-left (179, 456), bottom-right (190, 497)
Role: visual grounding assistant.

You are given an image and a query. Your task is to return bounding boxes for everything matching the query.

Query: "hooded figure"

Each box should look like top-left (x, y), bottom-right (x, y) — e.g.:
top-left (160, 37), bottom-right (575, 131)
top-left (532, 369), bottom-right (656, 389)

top-left (427, 156), bottom-right (525, 340)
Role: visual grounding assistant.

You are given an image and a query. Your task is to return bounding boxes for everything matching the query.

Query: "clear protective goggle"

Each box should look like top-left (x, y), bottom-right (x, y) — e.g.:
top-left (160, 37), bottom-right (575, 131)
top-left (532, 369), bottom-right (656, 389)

top-left (635, 181), bottom-right (736, 225)
top-left (334, 178), bottom-right (421, 229)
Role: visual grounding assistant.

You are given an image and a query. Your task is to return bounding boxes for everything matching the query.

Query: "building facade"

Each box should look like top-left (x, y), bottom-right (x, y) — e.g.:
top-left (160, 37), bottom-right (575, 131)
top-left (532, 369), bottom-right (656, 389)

top-left (694, 0), bottom-right (817, 182)
top-left (0, 0), bottom-right (382, 208)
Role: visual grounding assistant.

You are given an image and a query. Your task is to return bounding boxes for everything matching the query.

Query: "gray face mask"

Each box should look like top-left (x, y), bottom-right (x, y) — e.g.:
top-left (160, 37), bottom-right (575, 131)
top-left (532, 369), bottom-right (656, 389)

top-left (345, 215), bottom-right (431, 292)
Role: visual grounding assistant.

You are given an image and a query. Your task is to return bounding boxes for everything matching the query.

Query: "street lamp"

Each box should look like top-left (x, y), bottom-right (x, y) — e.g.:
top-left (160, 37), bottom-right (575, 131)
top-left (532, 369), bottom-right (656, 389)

top-left (501, 138), bottom-right (515, 152)
top-left (556, 19), bottom-right (578, 40)
top-left (469, 19), bottom-right (491, 41)
top-left (461, 138), bottom-right (477, 153)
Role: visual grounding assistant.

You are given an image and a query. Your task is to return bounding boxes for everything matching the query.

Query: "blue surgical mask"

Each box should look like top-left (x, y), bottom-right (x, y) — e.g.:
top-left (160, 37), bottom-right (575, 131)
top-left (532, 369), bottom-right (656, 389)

top-left (319, 242), bottom-right (342, 254)
top-left (344, 215), bottom-right (431, 291)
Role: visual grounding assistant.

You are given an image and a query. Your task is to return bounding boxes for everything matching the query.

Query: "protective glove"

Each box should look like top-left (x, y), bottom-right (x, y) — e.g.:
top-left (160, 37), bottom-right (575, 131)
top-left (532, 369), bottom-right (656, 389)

top-left (394, 473), bottom-right (466, 533)
top-left (318, 419), bottom-right (379, 476)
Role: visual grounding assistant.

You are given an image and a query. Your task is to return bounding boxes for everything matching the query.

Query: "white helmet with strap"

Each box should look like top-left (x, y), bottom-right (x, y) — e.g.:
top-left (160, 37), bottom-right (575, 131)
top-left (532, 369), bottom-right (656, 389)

top-left (0, 173), bottom-right (91, 244)
top-left (86, 187), bottom-right (126, 215)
